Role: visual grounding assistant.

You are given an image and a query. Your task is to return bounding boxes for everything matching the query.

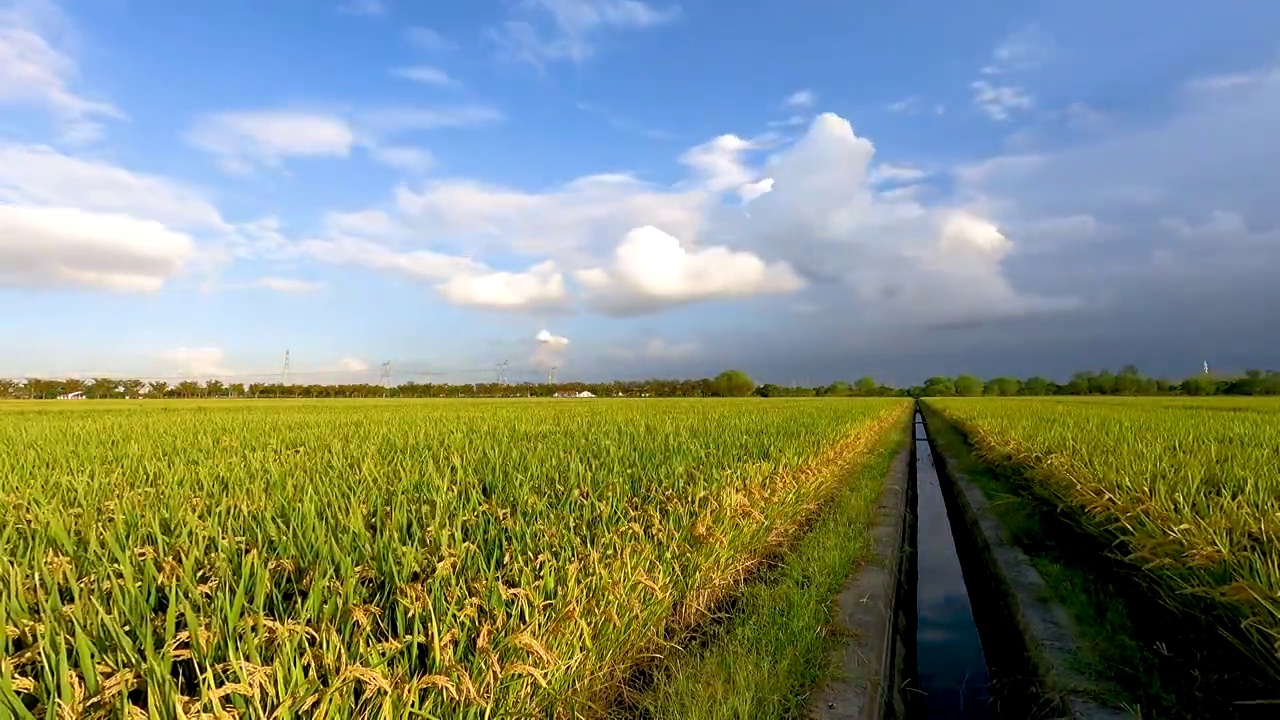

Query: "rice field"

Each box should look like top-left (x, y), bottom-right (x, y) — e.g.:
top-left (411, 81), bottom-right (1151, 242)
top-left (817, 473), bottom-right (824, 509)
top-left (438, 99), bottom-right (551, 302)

top-left (922, 396), bottom-right (1280, 678)
top-left (0, 398), bottom-right (909, 718)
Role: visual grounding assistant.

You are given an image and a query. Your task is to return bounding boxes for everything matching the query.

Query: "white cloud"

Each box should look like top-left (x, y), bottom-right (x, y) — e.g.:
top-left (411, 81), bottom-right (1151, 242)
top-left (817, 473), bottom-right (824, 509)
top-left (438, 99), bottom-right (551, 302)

top-left (783, 89), bottom-right (815, 108)
top-left (367, 144), bottom-right (434, 173)
top-left (679, 134), bottom-right (761, 193)
top-left (295, 236), bottom-right (484, 281)
top-left (254, 276), bottom-right (324, 292)
top-left (336, 357), bottom-right (371, 372)
top-left (980, 26), bottom-right (1051, 75)
top-left (887, 96), bottom-right (920, 113)
top-left (532, 328), bottom-right (569, 368)
top-left (0, 2), bottom-right (124, 142)
top-left (971, 80), bottom-right (1033, 120)
top-left (187, 106), bottom-right (500, 172)
top-left (739, 177), bottom-right (773, 204)
top-left (721, 113), bottom-right (1075, 325)
top-left (768, 115), bottom-right (807, 128)
top-left (391, 66), bottom-right (454, 86)
top-left (870, 163), bottom-right (929, 184)
top-left (355, 105), bottom-right (504, 134)
top-left (0, 205), bottom-right (194, 292)
top-left (160, 347), bottom-right (230, 378)
top-left (436, 260), bottom-right (568, 310)
top-left (406, 26), bottom-right (457, 51)
top-left (338, 0), bottom-right (384, 16)
top-left (489, 0), bottom-right (679, 66)
top-left (392, 173), bottom-right (707, 261)
top-left (187, 111), bottom-right (356, 171)
top-left (0, 144), bottom-right (228, 229)
top-left (536, 328), bottom-right (569, 347)
top-left (576, 225), bottom-right (805, 315)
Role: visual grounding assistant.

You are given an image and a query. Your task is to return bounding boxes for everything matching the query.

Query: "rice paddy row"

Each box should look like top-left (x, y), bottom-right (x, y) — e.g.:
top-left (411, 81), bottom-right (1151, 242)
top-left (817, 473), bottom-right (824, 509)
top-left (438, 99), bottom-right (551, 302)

top-left (0, 398), bottom-right (910, 718)
top-left (922, 397), bottom-right (1280, 680)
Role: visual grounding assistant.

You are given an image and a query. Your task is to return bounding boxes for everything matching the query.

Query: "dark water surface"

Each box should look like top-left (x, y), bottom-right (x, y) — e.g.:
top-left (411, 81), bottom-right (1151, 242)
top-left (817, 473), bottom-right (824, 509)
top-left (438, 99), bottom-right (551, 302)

top-left (913, 412), bottom-right (994, 718)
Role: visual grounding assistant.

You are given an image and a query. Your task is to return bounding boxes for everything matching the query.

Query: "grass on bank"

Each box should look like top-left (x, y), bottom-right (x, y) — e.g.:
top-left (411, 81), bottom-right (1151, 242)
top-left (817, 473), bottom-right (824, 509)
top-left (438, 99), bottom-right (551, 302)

top-left (627, 417), bottom-right (910, 719)
top-left (923, 399), bottom-right (1280, 718)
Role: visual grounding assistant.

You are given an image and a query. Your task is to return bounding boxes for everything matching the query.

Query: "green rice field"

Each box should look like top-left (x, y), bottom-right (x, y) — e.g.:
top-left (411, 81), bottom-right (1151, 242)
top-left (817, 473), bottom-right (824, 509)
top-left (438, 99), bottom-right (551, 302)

top-left (0, 398), bottom-right (909, 718)
top-left (923, 396), bottom-right (1280, 679)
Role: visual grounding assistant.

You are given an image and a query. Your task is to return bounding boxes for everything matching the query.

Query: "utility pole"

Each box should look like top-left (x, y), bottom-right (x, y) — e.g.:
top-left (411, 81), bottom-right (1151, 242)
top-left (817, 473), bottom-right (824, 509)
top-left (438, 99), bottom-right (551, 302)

top-left (279, 350), bottom-right (291, 397)
top-left (379, 361), bottom-right (393, 395)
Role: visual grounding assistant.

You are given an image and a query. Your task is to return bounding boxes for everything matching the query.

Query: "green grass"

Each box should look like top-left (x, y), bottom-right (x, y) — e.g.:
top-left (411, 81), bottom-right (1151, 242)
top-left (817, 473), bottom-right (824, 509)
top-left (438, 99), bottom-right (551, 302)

top-left (922, 405), bottom-right (1187, 717)
top-left (0, 398), bottom-right (909, 718)
top-left (923, 397), bottom-right (1280, 692)
top-left (627, 419), bottom-right (909, 719)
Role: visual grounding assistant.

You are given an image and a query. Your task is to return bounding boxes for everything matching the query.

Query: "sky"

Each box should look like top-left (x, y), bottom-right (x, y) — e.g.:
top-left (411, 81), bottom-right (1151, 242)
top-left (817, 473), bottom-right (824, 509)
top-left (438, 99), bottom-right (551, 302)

top-left (2, 0), bottom-right (1279, 387)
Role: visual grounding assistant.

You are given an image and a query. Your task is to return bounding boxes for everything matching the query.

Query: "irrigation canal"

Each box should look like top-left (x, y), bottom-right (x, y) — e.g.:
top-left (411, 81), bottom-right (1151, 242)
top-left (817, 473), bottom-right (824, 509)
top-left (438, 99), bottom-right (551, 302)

top-left (907, 410), bottom-right (996, 718)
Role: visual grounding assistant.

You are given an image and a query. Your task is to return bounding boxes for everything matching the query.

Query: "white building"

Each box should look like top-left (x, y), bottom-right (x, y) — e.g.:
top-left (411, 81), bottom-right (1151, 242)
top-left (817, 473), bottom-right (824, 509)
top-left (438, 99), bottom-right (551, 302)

top-left (57, 391), bottom-right (86, 400)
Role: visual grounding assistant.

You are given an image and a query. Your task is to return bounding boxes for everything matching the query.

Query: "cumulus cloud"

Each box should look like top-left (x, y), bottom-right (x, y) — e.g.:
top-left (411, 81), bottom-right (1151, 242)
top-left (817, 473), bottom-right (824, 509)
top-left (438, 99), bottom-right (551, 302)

top-left (0, 144), bottom-right (229, 230)
top-left (160, 347), bottom-right (231, 378)
top-left (392, 173), bottom-right (706, 262)
top-left (532, 328), bottom-right (569, 368)
top-left (0, 1), bottom-right (124, 141)
top-left (576, 225), bottom-right (805, 315)
top-left (0, 205), bottom-right (194, 292)
top-left (0, 143), bottom-right (235, 293)
top-left (679, 134), bottom-right (763, 195)
top-left (436, 260), bottom-right (568, 310)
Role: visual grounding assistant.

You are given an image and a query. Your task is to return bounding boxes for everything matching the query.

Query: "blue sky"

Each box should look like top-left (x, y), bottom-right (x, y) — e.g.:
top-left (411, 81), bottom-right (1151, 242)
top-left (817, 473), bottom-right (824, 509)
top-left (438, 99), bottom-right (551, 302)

top-left (3, 0), bottom-right (1280, 385)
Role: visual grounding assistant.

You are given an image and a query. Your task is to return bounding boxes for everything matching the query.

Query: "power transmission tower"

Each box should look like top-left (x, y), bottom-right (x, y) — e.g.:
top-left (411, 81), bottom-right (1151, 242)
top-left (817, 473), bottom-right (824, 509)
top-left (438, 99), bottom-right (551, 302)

top-left (497, 360), bottom-right (509, 385)
top-left (1203, 360), bottom-right (1210, 375)
top-left (280, 350), bottom-right (291, 386)
top-left (379, 361), bottom-right (393, 392)
top-left (547, 366), bottom-right (558, 385)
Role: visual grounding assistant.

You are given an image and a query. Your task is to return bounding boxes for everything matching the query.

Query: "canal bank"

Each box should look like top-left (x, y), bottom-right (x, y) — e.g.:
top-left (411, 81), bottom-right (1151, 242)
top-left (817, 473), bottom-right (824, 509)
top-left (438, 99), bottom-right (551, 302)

top-left (811, 405), bottom-right (1130, 719)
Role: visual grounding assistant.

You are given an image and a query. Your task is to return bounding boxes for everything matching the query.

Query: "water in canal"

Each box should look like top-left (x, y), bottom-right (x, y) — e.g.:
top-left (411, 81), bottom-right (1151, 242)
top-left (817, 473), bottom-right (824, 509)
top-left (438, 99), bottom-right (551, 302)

top-left (912, 411), bottom-right (994, 718)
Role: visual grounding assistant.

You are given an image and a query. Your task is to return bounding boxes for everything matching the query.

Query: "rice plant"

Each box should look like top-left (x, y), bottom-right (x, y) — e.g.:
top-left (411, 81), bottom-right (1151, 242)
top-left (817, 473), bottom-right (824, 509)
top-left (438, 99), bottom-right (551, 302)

top-left (0, 398), bottom-right (908, 718)
top-left (924, 396), bottom-right (1280, 679)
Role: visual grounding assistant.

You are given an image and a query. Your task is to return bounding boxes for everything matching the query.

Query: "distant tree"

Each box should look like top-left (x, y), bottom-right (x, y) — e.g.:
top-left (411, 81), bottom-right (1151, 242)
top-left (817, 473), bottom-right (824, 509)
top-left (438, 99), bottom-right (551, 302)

top-left (954, 374), bottom-right (984, 397)
top-left (709, 370), bottom-right (755, 397)
top-left (1065, 371), bottom-right (1092, 395)
top-left (984, 377), bottom-right (1022, 396)
top-left (1022, 376), bottom-right (1052, 395)
top-left (854, 376), bottom-right (879, 395)
top-left (921, 376), bottom-right (955, 397)
top-left (824, 380), bottom-right (853, 397)
top-left (1090, 369), bottom-right (1117, 395)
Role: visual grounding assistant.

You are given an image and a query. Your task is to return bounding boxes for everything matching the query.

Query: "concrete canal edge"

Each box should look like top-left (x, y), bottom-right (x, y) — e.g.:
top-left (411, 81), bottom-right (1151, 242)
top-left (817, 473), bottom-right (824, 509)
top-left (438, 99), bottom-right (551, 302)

top-left (918, 408), bottom-right (1132, 720)
top-left (806, 444), bottom-right (912, 720)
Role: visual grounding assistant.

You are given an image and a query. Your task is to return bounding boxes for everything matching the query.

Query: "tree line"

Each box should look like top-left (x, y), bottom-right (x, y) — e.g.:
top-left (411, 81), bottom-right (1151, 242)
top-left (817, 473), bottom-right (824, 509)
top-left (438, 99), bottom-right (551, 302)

top-left (2, 366), bottom-right (1278, 400)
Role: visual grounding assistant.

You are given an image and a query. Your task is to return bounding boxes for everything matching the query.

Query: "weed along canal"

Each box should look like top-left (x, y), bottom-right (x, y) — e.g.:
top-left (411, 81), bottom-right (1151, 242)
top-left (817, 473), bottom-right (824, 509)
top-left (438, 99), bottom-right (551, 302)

top-left (908, 409), bottom-right (995, 718)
